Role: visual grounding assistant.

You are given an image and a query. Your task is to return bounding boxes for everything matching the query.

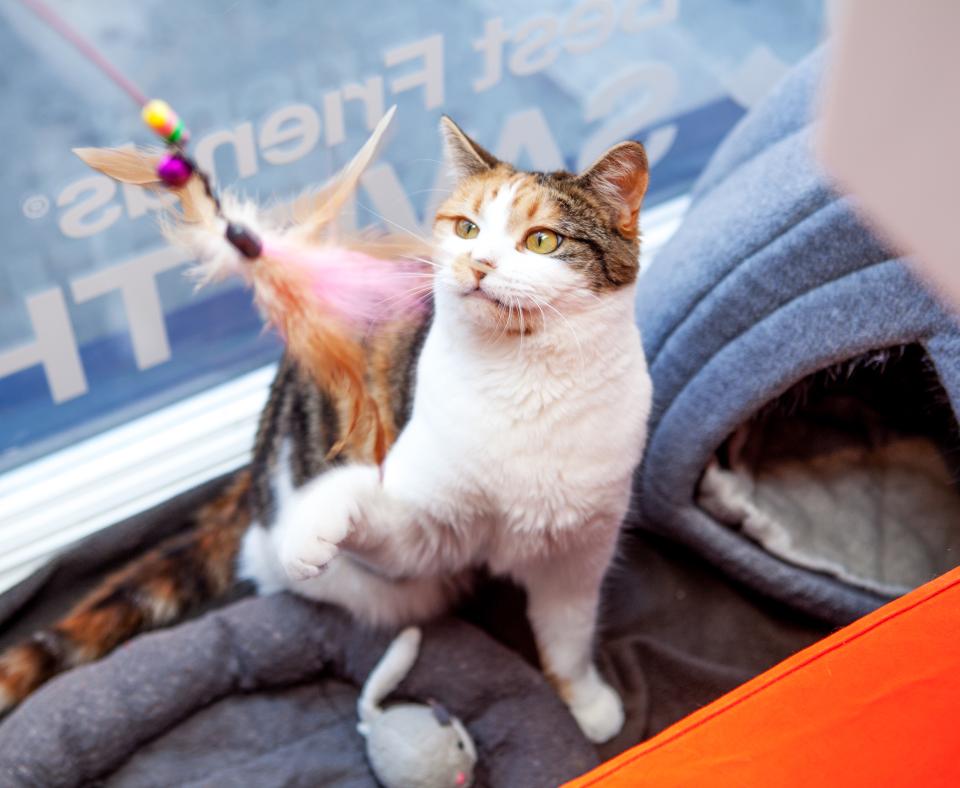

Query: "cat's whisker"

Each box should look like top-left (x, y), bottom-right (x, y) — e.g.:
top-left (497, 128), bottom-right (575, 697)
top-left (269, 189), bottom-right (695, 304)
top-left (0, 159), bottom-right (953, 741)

top-left (387, 271), bottom-right (436, 281)
top-left (515, 297), bottom-right (526, 354)
top-left (358, 204), bottom-right (434, 247)
top-left (403, 255), bottom-right (442, 270)
top-left (539, 298), bottom-right (586, 373)
top-left (407, 188), bottom-right (453, 198)
top-left (531, 298), bottom-right (548, 335)
top-left (405, 157), bottom-right (446, 166)
top-left (496, 297), bottom-right (512, 343)
top-left (374, 283), bottom-right (435, 311)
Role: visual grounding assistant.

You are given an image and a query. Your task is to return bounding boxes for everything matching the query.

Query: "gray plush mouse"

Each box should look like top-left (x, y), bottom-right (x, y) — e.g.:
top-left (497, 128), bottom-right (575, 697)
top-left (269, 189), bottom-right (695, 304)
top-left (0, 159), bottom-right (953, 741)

top-left (358, 627), bottom-right (478, 788)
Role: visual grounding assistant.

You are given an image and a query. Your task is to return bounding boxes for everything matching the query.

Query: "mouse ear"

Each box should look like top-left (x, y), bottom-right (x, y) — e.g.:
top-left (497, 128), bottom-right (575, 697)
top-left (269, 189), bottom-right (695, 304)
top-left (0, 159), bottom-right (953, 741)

top-left (427, 698), bottom-right (453, 726)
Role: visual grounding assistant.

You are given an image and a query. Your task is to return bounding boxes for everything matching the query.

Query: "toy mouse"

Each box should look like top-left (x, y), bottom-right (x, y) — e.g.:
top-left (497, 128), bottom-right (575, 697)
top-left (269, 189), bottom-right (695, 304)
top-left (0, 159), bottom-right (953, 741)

top-left (358, 628), bottom-right (477, 788)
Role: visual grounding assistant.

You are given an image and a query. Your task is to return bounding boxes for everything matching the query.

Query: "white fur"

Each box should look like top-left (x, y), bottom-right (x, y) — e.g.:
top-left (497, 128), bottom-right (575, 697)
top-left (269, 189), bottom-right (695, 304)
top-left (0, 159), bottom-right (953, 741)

top-left (165, 194), bottom-right (268, 289)
top-left (242, 179), bottom-right (652, 742)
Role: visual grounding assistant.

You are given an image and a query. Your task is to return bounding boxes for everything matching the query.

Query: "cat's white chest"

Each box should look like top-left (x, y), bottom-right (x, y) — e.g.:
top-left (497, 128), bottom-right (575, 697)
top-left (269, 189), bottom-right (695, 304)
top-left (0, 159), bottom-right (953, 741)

top-left (386, 314), bottom-right (652, 568)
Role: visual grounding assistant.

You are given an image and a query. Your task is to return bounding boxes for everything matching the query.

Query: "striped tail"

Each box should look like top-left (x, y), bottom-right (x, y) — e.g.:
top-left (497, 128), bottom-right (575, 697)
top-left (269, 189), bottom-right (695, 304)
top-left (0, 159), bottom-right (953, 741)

top-left (0, 471), bottom-right (251, 715)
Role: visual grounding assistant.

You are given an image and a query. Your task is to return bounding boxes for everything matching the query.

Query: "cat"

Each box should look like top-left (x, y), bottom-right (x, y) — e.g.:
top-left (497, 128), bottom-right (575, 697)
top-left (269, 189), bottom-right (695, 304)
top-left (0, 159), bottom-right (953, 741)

top-left (0, 116), bottom-right (652, 744)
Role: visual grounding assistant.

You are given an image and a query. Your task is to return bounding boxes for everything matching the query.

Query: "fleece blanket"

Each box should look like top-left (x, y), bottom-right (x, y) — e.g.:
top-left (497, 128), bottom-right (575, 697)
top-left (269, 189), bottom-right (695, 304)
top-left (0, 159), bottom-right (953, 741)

top-left (634, 48), bottom-right (960, 623)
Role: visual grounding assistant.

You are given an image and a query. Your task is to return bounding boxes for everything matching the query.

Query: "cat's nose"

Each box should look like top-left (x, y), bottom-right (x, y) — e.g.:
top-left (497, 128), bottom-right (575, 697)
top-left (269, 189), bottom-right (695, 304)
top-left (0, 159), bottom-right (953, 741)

top-left (471, 258), bottom-right (495, 285)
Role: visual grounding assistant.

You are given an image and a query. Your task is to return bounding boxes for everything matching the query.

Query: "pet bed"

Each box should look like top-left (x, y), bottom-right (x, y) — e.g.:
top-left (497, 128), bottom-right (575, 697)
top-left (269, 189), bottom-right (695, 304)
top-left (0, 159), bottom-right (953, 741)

top-left (635, 48), bottom-right (960, 623)
top-left (0, 582), bottom-right (596, 788)
top-left (0, 474), bottom-right (827, 787)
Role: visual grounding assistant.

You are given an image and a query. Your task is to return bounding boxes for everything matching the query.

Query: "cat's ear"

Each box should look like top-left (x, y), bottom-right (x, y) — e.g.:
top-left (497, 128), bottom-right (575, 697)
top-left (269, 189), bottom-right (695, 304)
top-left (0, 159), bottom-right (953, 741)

top-left (440, 116), bottom-right (499, 180)
top-left (578, 141), bottom-right (648, 239)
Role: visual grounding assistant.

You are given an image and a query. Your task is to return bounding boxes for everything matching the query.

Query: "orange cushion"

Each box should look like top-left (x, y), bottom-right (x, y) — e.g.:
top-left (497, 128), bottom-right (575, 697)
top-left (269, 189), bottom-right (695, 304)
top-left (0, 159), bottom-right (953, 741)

top-left (566, 567), bottom-right (960, 788)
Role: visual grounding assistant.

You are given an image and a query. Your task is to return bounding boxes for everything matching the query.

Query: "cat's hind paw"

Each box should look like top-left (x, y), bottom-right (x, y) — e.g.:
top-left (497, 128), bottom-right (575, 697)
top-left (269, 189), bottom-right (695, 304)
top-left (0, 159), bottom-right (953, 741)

top-left (567, 673), bottom-right (625, 744)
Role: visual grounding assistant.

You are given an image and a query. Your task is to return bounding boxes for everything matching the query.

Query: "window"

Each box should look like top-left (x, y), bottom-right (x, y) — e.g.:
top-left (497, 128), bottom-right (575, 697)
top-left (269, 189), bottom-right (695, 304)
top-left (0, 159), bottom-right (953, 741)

top-left (1, 0), bottom-right (827, 474)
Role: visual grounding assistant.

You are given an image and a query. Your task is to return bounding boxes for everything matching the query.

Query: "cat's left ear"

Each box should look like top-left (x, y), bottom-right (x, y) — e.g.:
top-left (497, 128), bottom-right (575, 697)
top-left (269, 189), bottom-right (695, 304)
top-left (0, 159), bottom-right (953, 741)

top-left (578, 141), bottom-right (649, 239)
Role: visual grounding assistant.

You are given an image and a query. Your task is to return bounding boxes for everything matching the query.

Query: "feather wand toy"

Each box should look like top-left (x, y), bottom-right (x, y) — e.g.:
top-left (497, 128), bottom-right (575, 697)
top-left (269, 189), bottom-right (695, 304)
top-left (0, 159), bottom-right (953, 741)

top-left (21, 0), bottom-right (431, 465)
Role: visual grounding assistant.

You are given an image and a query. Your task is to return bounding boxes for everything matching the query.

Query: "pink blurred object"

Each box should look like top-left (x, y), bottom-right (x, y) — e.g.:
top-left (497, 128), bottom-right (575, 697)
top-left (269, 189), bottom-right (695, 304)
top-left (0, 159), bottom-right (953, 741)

top-left (817, 0), bottom-right (960, 309)
top-left (260, 241), bottom-right (429, 328)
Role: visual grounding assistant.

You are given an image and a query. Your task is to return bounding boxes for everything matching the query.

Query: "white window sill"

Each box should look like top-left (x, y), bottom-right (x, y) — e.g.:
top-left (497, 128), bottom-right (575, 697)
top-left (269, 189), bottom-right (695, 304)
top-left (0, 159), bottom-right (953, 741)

top-left (0, 195), bottom-right (689, 595)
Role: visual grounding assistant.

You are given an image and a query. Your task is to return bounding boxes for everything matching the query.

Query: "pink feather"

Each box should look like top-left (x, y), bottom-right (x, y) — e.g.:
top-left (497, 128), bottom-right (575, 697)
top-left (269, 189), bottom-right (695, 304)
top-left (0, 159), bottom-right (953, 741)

top-left (259, 241), bottom-right (430, 328)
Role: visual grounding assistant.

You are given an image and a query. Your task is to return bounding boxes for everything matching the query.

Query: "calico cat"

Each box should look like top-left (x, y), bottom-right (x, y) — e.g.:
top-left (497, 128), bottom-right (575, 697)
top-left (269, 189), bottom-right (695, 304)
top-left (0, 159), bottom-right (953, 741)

top-left (0, 117), bottom-right (651, 743)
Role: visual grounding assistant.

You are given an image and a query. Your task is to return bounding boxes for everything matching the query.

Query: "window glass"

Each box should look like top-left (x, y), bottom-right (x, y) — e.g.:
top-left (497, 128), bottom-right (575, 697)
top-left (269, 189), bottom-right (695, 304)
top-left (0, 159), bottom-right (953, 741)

top-left (0, 0), bottom-right (826, 471)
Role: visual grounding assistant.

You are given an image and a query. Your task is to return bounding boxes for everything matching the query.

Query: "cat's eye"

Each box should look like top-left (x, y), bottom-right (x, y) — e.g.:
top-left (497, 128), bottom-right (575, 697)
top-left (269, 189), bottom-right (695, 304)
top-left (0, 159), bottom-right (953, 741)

top-left (525, 229), bottom-right (561, 254)
top-left (455, 218), bottom-right (479, 239)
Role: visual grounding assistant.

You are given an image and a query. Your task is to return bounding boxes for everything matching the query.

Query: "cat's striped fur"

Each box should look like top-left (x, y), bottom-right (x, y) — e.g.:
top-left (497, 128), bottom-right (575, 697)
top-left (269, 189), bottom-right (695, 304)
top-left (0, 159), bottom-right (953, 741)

top-left (0, 117), bottom-right (651, 743)
top-left (0, 313), bottom-right (431, 715)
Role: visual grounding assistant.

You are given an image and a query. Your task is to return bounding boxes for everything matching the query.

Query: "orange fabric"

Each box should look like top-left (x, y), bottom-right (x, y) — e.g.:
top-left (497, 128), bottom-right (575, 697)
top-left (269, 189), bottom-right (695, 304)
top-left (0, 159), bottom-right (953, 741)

top-left (567, 567), bottom-right (960, 788)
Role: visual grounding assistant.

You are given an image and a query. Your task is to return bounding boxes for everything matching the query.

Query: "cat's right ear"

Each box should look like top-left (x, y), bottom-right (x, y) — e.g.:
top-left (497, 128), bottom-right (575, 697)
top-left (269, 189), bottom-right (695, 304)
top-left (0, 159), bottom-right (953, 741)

top-left (440, 116), bottom-right (499, 180)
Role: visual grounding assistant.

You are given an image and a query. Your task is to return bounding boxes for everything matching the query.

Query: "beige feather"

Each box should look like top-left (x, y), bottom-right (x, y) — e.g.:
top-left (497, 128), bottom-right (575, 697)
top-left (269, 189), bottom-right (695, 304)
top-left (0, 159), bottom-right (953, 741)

top-left (73, 146), bottom-right (162, 184)
top-left (73, 146), bottom-right (216, 224)
top-left (288, 104), bottom-right (397, 242)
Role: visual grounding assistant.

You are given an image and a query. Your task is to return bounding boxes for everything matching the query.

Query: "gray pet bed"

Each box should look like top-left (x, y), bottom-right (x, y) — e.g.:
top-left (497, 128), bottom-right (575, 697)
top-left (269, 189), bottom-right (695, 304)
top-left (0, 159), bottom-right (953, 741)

top-left (0, 592), bottom-right (597, 787)
top-left (0, 473), bottom-right (829, 787)
top-left (635, 48), bottom-right (960, 623)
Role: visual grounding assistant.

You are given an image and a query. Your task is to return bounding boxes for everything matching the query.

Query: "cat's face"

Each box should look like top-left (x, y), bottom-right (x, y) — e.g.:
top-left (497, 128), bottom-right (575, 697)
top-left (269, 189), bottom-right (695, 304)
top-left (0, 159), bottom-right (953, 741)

top-left (433, 117), bottom-right (648, 335)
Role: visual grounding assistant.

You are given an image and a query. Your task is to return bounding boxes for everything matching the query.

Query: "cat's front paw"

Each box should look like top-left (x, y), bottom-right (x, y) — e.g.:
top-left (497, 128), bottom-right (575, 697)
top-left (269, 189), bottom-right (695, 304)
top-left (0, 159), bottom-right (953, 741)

top-left (273, 466), bottom-right (374, 582)
top-left (280, 539), bottom-right (341, 582)
top-left (567, 673), bottom-right (624, 744)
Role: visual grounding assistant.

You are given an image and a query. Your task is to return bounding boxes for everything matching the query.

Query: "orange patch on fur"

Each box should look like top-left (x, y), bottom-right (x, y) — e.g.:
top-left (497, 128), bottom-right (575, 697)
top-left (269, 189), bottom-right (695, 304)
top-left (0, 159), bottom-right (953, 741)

top-left (436, 169), bottom-right (562, 246)
top-left (542, 663), bottom-right (574, 702)
top-left (434, 164), bottom-right (515, 228)
top-left (57, 604), bottom-right (143, 661)
top-left (508, 176), bottom-right (560, 236)
top-left (0, 645), bottom-right (47, 708)
top-left (142, 576), bottom-right (181, 624)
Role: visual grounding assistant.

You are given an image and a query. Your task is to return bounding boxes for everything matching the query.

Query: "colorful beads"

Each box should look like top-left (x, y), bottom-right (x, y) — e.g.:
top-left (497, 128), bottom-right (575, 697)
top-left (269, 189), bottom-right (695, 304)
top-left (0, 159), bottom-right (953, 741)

top-left (156, 154), bottom-right (193, 187)
top-left (142, 98), bottom-right (189, 145)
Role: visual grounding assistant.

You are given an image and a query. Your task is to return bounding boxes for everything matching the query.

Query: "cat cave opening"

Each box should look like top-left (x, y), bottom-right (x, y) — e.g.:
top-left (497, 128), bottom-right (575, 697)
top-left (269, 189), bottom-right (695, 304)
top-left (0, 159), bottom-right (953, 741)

top-left (697, 344), bottom-right (960, 597)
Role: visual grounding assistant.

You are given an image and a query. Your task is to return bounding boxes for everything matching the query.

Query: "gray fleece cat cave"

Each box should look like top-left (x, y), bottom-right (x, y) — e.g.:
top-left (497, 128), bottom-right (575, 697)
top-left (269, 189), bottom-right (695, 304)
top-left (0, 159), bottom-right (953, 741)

top-left (634, 50), bottom-right (960, 624)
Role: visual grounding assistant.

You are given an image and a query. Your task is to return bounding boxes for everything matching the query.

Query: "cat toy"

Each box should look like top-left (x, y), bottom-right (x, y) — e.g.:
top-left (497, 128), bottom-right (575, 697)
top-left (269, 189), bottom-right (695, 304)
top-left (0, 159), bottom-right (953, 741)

top-left (21, 0), bottom-right (429, 464)
top-left (358, 628), bottom-right (478, 788)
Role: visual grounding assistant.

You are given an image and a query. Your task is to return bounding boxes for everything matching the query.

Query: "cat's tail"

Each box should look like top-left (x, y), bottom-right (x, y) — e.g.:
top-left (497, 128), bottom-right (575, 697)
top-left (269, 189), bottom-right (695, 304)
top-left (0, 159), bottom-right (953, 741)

top-left (0, 471), bottom-right (252, 716)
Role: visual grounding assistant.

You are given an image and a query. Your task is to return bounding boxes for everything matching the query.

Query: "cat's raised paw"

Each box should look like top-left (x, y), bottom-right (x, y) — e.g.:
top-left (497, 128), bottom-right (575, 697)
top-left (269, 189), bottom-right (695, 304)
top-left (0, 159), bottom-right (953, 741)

top-left (281, 541), bottom-right (340, 581)
top-left (272, 465), bottom-right (375, 582)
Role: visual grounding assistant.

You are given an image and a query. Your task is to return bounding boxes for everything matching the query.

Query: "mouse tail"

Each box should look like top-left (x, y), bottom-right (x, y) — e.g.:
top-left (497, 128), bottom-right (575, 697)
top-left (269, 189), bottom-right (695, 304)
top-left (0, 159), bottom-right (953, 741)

top-left (357, 626), bottom-right (422, 731)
